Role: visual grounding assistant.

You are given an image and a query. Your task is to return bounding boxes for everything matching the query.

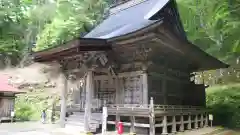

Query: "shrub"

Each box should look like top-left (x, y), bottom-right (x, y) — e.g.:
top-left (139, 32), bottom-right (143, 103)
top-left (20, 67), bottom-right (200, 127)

top-left (15, 102), bottom-right (34, 121)
top-left (206, 83), bottom-right (240, 128)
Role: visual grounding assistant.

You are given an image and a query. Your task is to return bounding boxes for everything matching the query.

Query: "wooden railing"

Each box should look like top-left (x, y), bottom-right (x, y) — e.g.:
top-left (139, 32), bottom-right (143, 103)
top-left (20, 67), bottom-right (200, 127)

top-left (55, 103), bottom-right (206, 114)
top-left (103, 98), bottom-right (208, 135)
top-left (54, 97), bottom-right (209, 135)
top-left (106, 104), bottom-right (206, 116)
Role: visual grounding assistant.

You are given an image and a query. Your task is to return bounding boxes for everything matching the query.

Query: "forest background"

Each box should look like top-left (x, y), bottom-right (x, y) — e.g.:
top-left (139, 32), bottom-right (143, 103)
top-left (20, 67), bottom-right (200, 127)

top-left (0, 0), bottom-right (239, 128)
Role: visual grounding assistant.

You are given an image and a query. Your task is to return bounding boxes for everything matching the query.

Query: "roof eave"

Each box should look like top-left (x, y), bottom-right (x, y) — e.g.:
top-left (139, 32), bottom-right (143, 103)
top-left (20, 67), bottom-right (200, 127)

top-left (32, 38), bottom-right (111, 62)
top-left (188, 42), bottom-right (229, 71)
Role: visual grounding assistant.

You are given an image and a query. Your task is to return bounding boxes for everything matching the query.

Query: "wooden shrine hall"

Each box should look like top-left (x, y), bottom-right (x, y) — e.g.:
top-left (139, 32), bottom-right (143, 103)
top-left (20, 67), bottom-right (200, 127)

top-left (32, 0), bottom-right (228, 134)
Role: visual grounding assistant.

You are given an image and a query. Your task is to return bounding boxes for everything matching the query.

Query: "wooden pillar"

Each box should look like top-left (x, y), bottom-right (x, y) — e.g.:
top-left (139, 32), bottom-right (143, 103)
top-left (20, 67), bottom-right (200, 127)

top-left (162, 116), bottom-right (168, 135)
top-left (142, 72), bottom-right (148, 105)
top-left (180, 115), bottom-right (184, 132)
top-left (116, 107), bottom-right (120, 131)
top-left (194, 114), bottom-right (198, 129)
top-left (171, 116), bottom-right (176, 133)
top-left (187, 114), bottom-right (192, 130)
top-left (130, 116), bottom-right (136, 134)
top-left (102, 106), bottom-right (108, 135)
top-left (200, 114), bottom-right (204, 127)
top-left (149, 97), bottom-right (155, 135)
top-left (60, 73), bottom-right (68, 128)
top-left (84, 70), bottom-right (94, 132)
top-left (119, 78), bottom-right (124, 104)
top-left (115, 77), bottom-right (120, 104)
top-left (204, 113), bottom-right (208, 127)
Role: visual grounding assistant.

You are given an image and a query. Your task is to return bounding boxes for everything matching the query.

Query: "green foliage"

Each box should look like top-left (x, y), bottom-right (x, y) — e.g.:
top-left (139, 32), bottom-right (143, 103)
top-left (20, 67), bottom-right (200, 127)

top-left (15, 89), bottom-right (59, 122)
top-left (15, 98), bottom-right (35, 121)
top-left (34, 0), bottom-right (108, 51)
top-left (0, 0), bottom-right (108, 63)
top-left (177, 0), bottom-right (240, 60)
top-left (206, 84), bottom-right (240, 128)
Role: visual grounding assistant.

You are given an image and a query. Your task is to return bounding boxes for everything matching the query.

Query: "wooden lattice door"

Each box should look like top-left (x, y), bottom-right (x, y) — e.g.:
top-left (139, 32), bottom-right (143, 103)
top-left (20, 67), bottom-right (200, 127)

top-left (123, 76), bottom-right (142, 104)
top-left (96, 79), bottom-right (116, 105)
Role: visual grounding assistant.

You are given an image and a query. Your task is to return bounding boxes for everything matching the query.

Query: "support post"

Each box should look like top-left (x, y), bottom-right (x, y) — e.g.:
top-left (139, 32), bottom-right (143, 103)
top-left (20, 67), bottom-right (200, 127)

top-left (115, 78), bottom-right (120, 104)
top-left (142, 71), bottom-right (148, 106)
top-left (180, 115), bottom-right (184, 132)
top-left (84, 70), bottom-right (94, 133)
top-left (162, 116), bottom-right (168, 135)
top-left (102, 106), bottom-right (108, 135)
top-left (194, 114), bottom-right (198, 129)
top-left (149, 97), bottom-right (155, 135)
top-left (171, 116), bottom-right (176, 133)
top-left (200, 114), bottom-right (204, 127)
top-left (130, 116), bottom-right (136, 134)
top-left (187, 114), bottom-right (192, 130)
top-left (60, 73), bottom-right (68, 128)
top-left (204, 113), bottom-right (208, 127)
top-left (119, 78), bottom-right (124, 104)
top-left (116, 108), bottom-right (120, 131)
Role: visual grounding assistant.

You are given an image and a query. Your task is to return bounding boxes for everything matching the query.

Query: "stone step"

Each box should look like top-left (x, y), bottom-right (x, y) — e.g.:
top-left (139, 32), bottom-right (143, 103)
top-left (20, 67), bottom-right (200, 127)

top-left (65, 125), bottom-right (97, 133)
top-left (67, 117), bottom-right (101, 122)
top-left (65, 112), bottom-right (102, 133)
top-left (66, 124), bottom-right (99, 133)
top-left (66, 121), bottom-right (99, 127)
top-left (67, 116), bottom-right (102, 123)
top-left (66, 119), bottom-right (100, 125)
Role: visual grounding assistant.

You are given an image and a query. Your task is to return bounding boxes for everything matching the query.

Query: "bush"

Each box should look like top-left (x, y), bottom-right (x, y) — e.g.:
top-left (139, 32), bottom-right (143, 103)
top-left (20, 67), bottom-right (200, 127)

top-left (206, 83), bottom-right (240, 128)
top-left (14, 93), bottom-right (58, 122)
top-left (15, 101), bottom-right (35, 121)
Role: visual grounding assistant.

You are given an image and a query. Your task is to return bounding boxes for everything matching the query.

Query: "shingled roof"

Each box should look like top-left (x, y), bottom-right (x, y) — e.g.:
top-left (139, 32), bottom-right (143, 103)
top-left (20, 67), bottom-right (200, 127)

top-left (85, 0), bottom-right (168, 39)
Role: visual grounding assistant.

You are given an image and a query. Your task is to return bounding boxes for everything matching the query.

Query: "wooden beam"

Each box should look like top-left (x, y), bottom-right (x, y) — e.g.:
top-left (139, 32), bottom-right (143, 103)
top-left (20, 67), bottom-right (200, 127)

top-left (152, 37), bottom-right (184, 54)
top-left (59, 73), bottom-right (68, 128)
top-left (94, 71), bottom-right (144, 80)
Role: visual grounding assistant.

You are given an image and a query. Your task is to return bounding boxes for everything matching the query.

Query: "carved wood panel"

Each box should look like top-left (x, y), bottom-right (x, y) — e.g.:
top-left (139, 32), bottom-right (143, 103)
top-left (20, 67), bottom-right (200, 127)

top-left (122, 75), bottom-right (142, 104)
top-left (96, 79), bottom-right (116, 105)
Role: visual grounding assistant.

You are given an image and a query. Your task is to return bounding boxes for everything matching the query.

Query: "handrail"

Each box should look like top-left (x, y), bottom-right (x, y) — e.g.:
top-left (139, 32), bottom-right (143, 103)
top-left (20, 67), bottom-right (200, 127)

top-left (55, 104), bottom-right (206, 113)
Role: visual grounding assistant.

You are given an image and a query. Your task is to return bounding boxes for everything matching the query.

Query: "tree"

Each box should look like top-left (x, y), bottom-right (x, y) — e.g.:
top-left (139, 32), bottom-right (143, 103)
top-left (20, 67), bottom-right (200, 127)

top-left (34, 0), bottom-right (108, 51)
top-left (177, 0), bottom-right (240, 61)
top-left (0, 0), bottom-right (56, 66)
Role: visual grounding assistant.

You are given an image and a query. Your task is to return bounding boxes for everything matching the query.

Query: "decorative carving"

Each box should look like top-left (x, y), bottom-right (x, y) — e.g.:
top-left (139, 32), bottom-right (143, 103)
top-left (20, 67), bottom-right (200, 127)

top-left (133, 44), bottom-right (151, 61)
top-left (123, 75), bottom-right (142, 104)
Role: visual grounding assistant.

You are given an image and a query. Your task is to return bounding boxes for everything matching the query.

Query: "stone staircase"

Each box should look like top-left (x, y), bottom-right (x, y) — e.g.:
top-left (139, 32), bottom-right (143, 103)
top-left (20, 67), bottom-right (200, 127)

top-left (65, 112), bottom-right (102, 133)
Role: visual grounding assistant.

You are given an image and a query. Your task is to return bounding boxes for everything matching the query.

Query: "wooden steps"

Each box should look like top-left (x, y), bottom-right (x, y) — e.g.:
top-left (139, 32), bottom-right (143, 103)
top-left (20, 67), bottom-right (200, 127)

top-left (65, 112), bottom-right (102, 133)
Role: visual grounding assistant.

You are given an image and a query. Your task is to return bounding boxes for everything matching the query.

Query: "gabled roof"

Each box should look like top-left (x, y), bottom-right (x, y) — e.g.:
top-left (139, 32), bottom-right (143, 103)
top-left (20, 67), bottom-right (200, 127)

top-left (85, 0), bottom-right (169, 39)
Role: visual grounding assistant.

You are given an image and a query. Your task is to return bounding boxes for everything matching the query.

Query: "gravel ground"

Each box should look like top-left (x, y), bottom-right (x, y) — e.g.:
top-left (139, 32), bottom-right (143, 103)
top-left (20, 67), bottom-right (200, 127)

top-left (0, 122), bottom-right (238, 135)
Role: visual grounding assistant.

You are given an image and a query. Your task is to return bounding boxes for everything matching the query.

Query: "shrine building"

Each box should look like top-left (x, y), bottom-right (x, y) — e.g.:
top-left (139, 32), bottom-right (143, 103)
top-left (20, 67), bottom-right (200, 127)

top-left (32, 0), bottom-right (228, 134)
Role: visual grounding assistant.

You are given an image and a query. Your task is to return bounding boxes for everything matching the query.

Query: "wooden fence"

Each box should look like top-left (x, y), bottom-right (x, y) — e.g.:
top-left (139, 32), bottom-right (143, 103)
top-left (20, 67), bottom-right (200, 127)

top-left (104, 98), bottom-right (208, 135)
top-left (55, 97), bottom-right (209, 135)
